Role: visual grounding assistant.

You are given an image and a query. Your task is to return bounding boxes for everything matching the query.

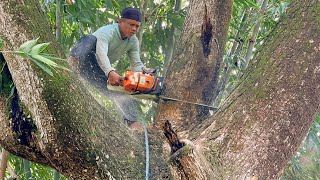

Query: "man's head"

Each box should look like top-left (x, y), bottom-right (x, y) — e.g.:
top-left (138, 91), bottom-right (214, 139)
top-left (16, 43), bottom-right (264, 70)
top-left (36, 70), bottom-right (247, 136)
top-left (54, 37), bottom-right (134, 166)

top-left (118, 8), bottom-right (141, 39)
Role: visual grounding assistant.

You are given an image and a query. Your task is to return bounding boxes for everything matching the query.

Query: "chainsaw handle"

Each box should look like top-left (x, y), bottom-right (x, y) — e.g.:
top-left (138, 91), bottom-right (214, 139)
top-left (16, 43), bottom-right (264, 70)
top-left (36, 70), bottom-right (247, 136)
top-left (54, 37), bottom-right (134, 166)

top-left (153, 66), bottom-right (160, 76)
top-left (143, 66), bottom-right (160, 94)
top-left (142, 68), bottom-right (148, 74)
top-left (142, 67), bottom-right (159, 75)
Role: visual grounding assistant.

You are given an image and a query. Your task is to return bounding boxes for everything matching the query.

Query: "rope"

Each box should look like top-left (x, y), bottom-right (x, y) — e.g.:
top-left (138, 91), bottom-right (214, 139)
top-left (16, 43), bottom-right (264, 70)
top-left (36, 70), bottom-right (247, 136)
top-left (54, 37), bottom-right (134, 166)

top-left (143, 124), bottom-right (149, 180)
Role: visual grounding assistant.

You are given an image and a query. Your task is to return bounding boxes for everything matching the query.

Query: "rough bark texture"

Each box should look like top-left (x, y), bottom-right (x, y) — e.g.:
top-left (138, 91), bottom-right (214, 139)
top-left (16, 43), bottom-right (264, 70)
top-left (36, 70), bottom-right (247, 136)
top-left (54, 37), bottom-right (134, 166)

top-left (157, 0), bottom-right (320, 179)
top-left (156, 0), bottom-right (233, 134)
top-left (155, 0), bottom-right (234, 178)
top-left (0, 0), bottom-right (319, 179)
top-left (214, 1), bottom-right (320, 178)
top-left (0, 1), bottom-right (149, 179)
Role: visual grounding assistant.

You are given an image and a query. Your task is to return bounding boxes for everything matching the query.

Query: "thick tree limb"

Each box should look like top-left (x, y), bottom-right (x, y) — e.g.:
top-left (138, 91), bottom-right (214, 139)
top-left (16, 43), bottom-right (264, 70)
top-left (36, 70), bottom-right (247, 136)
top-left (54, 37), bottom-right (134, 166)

top-left (0, 1), bottom-right (148, 179)
top-left (197, 0), bottom-right (320, 179)
top-left (156, 0), bottom-right (233, 134)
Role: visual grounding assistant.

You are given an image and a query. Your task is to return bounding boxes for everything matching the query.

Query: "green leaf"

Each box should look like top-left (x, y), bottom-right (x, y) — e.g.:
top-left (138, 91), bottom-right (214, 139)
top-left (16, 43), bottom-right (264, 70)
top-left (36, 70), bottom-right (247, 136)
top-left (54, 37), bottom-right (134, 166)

top-left (0, 74), bottom-right (3, 91)
top-left (105, 0), bottom-right (113, 10)
top-left (19, 38), bottom-right (39, 53)
top-left (111, 0), bottom-right (120, 9)
top-left (79, 16), bottom-right (93, 24)
top-left (30, 57), bottom-right (53, 76)
top-left (41, 54), bottom-right (66, 61)
top-left (30, 43), bottom-right (50, 55)
top-left (8, 83), bottom-right (15, 100)
top-left (132, 0), bottom-right (139, 8)
top-left (12, 52), bottom-right (30, 59)
top-left (0, 37), bottom-right (4, 50)
top-left (43, 56), bottom-right (71, 72)
top-left (0, 62), bottom-right (6, 74)
top-left (32, 54), bottom-right (71, 72)
top-left (31, 54), bottom-right (59, 67)
top-left (105, 11), bottom-right (119, 20)
top-left (64, 14), bottom-right (75, 20)
top-left (316, 113), bottom-right (320, 124)
top-left (244, 0), bottom-right (258, 8)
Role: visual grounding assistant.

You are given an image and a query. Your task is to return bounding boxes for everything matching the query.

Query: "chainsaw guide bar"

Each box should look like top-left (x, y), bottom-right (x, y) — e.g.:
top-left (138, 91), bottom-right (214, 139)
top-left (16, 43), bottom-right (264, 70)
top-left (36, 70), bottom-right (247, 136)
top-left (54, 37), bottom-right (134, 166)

top-left (107, 69), bottom-right (218, 110)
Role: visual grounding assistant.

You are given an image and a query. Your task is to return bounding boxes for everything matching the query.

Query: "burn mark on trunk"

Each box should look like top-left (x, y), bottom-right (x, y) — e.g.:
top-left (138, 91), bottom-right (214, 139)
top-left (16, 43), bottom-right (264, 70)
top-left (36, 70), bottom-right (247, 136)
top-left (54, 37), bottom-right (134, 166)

top-left (201, 4), bottom-right (213, 58)
top-left (163, 120), bottom-right (184, 153)
top-left (10, 88), bottom-right (36, 146)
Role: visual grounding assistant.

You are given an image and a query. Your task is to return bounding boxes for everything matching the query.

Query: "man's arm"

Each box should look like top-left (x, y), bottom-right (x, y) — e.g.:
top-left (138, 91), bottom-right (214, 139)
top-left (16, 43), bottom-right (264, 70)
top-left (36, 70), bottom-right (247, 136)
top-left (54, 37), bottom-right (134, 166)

top-left (95, 32), bottom-right (123, 86)
top-left (127, 37), bottom-right (145, 72)
top-left (95, 34), bottom-right (115, 77)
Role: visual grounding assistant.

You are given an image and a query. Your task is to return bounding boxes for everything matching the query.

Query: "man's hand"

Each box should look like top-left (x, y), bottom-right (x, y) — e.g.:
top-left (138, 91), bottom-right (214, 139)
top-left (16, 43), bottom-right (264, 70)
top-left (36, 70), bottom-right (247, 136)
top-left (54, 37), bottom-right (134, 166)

top-left (108, 71), bottom-right (124, 86)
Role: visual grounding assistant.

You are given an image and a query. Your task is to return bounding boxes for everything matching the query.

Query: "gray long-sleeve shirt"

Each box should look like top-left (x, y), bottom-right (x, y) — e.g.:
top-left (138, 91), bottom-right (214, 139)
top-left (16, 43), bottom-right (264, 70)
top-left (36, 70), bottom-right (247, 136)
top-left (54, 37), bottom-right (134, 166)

top-left (92, 23), bottom-right (145, 76)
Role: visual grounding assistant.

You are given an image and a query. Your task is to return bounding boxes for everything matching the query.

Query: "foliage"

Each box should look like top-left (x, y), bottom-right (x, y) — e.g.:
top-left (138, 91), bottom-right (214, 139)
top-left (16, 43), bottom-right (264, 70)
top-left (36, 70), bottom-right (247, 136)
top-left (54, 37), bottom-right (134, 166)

top-left (1, 37), bottom-right (69, 77)
top-left (281, 115), bottom-right (320, 180)
top-left (0, 37), bottom-right (4, 50)
top-left (0, 55), bottom-right (14, 97)
top-left (16, 38), bottom-right (70, 76)
top-left (217, 0), bottom-right (291, 105)
top-left (42, 0), bottom-right (187, 71)
top-left (6, 154), bottom-right (67, 179)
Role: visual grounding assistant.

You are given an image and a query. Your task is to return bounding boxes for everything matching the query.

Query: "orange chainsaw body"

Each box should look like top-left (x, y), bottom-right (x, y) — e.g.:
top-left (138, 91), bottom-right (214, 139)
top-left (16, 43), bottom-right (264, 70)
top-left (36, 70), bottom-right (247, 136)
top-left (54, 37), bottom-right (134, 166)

top-left (122, 71), bottom-right (160, 94)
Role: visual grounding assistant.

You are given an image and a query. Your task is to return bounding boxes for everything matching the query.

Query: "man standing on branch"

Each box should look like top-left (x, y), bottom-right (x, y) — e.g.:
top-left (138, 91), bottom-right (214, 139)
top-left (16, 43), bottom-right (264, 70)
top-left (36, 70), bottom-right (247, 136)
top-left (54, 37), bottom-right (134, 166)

top-left (68, 8), bottom-right (152, 128)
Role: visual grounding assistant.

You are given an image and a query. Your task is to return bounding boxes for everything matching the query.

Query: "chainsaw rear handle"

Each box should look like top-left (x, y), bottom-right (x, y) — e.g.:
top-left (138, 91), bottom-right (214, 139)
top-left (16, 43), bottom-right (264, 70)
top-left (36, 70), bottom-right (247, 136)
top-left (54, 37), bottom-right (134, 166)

top-left (142, 66), bottom-right (159, 75)
top-left (143, 67), bottom-right (160, 94)
top-left (153, 66), bottom-right (160, 76)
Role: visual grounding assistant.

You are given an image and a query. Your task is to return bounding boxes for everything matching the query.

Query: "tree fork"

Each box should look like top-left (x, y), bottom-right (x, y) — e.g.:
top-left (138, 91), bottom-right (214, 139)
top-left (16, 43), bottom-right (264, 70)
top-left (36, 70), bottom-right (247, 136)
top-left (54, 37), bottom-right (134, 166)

top-left (162, 120), bottom-right (184, 153)
top-left (163, 120), bottom-right (215, 179)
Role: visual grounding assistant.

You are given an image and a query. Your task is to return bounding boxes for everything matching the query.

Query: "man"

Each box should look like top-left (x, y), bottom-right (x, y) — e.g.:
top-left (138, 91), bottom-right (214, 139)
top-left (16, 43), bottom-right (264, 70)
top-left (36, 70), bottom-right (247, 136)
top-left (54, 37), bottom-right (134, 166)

top-left (69, 7), bottom-right (152, 86)
top-left (68, 8), bottom-right (151, 129)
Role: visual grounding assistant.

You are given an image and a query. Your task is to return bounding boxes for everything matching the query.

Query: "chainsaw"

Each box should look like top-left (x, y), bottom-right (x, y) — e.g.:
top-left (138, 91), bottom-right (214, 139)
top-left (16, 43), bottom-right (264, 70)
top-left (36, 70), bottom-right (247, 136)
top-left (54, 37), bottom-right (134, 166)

top-left (107, 67), bottom-right (217, 110)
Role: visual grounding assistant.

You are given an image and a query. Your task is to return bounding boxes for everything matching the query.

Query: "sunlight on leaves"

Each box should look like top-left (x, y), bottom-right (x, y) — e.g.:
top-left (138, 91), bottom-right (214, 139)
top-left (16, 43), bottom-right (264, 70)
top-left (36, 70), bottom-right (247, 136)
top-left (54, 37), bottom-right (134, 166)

top-left (30, 43), bottom-right (50, 55)
top-left (18, 38), bottom-right (39, 53)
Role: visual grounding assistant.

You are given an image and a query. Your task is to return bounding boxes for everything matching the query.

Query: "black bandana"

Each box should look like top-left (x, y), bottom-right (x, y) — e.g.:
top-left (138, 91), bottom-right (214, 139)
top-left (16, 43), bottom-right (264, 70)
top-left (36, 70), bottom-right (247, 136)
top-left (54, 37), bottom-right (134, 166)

top-left (121, 8), bottom-right (142, 22)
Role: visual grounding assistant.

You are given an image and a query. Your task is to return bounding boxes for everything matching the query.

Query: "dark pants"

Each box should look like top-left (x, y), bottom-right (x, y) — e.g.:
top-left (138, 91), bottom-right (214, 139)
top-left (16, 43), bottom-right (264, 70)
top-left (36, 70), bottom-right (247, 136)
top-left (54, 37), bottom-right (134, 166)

top-left (70, 35), bottom-right (107, 89)
top-left (69, 35), bottom-right (139, 122)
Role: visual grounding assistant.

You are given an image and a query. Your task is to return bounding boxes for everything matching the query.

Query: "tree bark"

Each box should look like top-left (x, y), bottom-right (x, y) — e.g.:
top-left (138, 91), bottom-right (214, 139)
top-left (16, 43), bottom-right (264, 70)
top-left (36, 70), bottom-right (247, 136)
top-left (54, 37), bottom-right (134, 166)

top-left (157, 0), bottom-right (320, 179)
top-left (0, 149), bottom-right (9, 179)
top-left (0, 1), bottom-right (148, 179)
top-left (0, 0), bottom-right (319, 179)
top-left (215, 1), bottom-right (320, 178)
top-left (156, 0), bottom-right (233, 135)
top-left (55, 0), bottom-right (62, 43)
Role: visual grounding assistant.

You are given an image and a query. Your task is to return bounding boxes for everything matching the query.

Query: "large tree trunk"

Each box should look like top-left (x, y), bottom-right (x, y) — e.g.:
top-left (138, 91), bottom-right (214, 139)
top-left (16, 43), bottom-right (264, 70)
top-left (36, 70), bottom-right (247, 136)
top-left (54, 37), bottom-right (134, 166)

top-left (0, 1), bottom-right (147, 179)
top-left (157, 0), bottom-right (320, 179)
top-left (156, 0), bottom-right (233, 133)
top-left (0, 0), bottom-right (320, 179)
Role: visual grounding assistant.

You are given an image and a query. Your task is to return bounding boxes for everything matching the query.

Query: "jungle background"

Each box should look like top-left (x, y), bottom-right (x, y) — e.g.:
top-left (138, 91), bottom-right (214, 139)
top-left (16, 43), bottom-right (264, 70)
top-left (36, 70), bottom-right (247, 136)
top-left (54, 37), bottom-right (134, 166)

top-left (0, 0), bottom-right (319, 179)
